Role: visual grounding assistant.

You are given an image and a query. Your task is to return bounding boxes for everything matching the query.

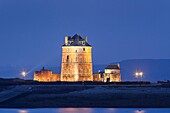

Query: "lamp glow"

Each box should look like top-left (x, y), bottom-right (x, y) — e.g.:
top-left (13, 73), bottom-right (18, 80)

top-left (21, 71), bottom-right (26, 77)
top-left (135, 72), bottom-right (139, 77)
top-left (139, 72), bottom-right (143, 76)
top-left (135, 71), bottom-right (143, 83)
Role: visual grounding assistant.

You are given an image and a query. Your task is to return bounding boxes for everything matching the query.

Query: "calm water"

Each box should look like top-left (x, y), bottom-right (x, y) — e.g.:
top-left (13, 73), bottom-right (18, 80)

top-left (0, 108), bottom-right (170, 113)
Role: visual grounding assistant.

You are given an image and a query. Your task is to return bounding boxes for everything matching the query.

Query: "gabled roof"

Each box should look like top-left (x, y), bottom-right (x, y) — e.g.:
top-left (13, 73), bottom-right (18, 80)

top-left (63, 34), bottom-right (91, 46)
top-left (105, 64), bottom-right (120, 70)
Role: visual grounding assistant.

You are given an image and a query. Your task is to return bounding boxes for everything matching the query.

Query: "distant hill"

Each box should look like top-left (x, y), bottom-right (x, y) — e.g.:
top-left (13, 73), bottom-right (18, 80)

top-left (93, 59), bottom-right (170, 82)
top-left (0, 59), bottom-right (170, 82)
top-left (119, 59), bottom-right (170, 82)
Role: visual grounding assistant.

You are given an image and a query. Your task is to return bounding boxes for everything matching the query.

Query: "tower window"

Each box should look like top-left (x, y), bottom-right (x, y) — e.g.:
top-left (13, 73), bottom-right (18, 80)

top-left (83, 48), bottom-right (85, 51)
top-left (67, 55), bottom-right (69, 60)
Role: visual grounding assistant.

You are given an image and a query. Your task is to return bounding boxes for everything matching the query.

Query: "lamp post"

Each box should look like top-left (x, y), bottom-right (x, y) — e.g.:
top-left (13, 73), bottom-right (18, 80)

top-left (135, 71), bottom-right (143, 83)
top-left (21, 71), bottom-right (27, 80)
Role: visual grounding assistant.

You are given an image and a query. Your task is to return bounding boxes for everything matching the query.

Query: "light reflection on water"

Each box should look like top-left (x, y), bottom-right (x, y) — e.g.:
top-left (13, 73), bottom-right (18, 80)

top-left (18, 110), bottom-right (28, 113)
top-left (134, 110), bottom-right (145, 113)
top-left (58, 108), bottom-right (92, 113)
top-left (0, 108), bottom-right (169, 113)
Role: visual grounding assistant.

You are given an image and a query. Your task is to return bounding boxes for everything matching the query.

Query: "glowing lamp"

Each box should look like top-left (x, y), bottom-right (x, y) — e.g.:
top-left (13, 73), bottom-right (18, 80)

top-left (22, 71), bottom-right (26, 77)
top-left (139, 72), bottom-right (143, 76)
top-left (135, 71), bottom-right (143, 82)
top-left (135, 72), bottom-right (139, 76)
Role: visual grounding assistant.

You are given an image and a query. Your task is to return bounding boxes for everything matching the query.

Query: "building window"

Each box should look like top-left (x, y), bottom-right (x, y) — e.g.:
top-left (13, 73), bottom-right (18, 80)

top-left (67, 55), bottom-right (69, 59)
top-left (66, 55), bottom-right (69, 62)
top-left (83, 48), bottom-right (85, 51)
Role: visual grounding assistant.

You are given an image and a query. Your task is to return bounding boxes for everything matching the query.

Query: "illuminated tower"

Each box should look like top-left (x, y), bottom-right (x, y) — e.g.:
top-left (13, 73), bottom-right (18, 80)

top-left (61, 34), bottom-right (93, 82)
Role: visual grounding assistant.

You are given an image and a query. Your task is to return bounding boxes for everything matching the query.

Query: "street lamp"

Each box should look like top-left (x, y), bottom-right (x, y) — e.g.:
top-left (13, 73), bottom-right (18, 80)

top-left (21, 71), bottom-right (27, 80)
top-left (135, 71), bottom-right (143, 82)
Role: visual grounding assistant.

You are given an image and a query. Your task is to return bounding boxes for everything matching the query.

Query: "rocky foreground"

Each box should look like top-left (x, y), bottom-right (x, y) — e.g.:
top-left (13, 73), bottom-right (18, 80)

top-left (0, 85), bottom-right (170, 108)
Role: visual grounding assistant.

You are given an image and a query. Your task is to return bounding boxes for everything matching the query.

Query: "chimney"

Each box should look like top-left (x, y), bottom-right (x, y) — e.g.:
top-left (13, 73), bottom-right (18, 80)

top-left (84, 36), bottom-right (88, 42)
top-left (65, 36), bottom-right (68, 45)
top-left (117, 64), bottom-right (120, 69)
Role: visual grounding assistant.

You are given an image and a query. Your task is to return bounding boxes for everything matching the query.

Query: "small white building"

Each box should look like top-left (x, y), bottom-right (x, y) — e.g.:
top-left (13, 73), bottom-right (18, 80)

top-left (104, 64), bottom-right (121, 82)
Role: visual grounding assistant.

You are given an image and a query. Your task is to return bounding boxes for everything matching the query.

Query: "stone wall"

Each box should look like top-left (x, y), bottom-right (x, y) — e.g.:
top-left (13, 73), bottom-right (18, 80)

top-left (61, 46), bottom-right (93, 81)
top-left (34, 69), bottom-right (60, 82)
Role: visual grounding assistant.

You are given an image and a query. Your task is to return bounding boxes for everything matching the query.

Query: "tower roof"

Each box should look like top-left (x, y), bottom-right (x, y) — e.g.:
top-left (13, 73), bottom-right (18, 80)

top-left (105, 64), bottom-right (120, 70)
top-left (71, 34), bottom-right (84, 40)
top-left (63, 34), bottom-right (91, 46)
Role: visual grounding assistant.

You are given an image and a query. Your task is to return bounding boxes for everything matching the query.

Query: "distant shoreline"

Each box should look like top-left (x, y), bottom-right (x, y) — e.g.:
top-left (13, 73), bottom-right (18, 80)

top-left (0, 85), bottom-right (170, 108)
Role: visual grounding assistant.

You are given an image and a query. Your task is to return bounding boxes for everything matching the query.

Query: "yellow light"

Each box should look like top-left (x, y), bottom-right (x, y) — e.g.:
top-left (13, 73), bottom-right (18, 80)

top-left (139, 72), bottom-right (143, 76)
top-left (21, 71), bottom-right (26, 77)
top-left (135, 72), bottom-right (143, 76)
top-left (135, 72), bottom-right (139, 76)
top-left (18, 110), bottom-right (28, 113)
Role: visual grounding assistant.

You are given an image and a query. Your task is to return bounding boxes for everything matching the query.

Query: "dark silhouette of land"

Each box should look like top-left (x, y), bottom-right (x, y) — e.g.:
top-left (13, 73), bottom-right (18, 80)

top-left (0, 78), bottom-right (170, 108)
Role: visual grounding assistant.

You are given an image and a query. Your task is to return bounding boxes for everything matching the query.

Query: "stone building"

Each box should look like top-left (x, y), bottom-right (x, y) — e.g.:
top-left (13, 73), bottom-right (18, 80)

top-left (33, 34), bottom-right (121, 82)
top-left (104, 64), bottom-right (121, 82)
top-left (93, 64), bottom-right (121, 82)
top-left (61, 34), bottom-right (93, 81)
top-left (34, 67), bottom-right (60, 82)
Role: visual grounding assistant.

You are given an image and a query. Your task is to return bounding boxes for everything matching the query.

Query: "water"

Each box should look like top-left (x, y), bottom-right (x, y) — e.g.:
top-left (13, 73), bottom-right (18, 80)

top-left (0, 108), bottom-right (169, 113)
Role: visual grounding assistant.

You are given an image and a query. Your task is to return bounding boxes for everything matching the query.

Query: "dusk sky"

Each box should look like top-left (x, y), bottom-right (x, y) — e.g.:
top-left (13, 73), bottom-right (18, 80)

top-left (0, 0), bottom-right (170, 66)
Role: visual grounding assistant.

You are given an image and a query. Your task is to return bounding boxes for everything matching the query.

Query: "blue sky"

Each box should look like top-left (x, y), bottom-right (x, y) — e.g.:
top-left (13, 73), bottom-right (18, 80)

top-left (0, 0), bottom-right (170, 66)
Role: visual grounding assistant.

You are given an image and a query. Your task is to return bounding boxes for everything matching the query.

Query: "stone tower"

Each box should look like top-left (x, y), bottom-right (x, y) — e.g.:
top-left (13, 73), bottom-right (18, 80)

top-left (61, 34), bottom-right (93, 82)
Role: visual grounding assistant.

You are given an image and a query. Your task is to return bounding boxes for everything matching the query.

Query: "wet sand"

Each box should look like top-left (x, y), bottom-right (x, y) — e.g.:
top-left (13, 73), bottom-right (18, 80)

top-left (0, 85), bottom-right (170, 108)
